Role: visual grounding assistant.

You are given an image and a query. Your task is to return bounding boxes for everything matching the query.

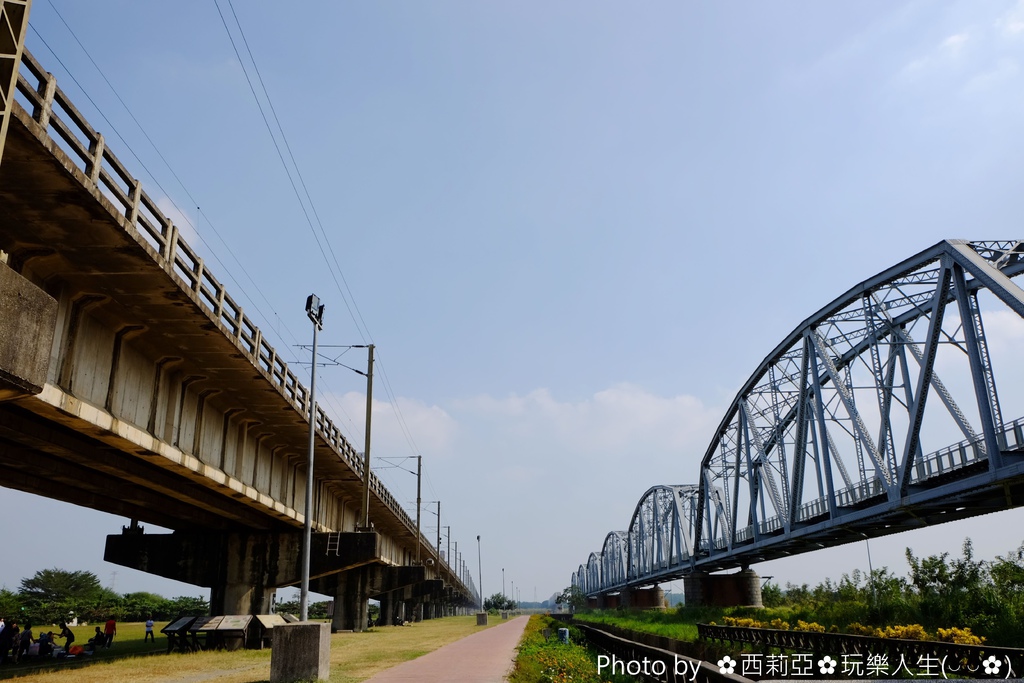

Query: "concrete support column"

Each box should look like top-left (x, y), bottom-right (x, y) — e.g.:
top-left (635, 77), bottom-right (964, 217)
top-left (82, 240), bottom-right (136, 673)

top-left (213, 581), bottom-right (274, 617)
top-left (683, 569), bottom-right (762, 607)
top-left (0, 263), bottom-right (58, 401)
top-left (332, 567), bottom-right (370, 632)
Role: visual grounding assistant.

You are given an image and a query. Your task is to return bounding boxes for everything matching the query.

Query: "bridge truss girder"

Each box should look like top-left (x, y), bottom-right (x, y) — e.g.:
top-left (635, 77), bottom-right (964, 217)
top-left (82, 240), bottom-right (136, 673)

top-left (575, 240), bottom-right (1024, 595)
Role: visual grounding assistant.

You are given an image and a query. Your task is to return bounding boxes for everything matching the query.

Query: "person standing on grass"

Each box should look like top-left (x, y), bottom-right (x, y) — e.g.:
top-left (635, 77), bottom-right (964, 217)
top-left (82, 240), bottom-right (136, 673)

top-left (0, 618), bottom-right (12, 664)
top-left (144, 616), bottom-right (155, 643)
top-left (6, 623), bottom-right (19, 663)
top-left (58, 622), bottom-right (74, 653)
top-left (18, 623), bottom-right (33, 659)
top-left (103, 617), bottom-right (116, 648)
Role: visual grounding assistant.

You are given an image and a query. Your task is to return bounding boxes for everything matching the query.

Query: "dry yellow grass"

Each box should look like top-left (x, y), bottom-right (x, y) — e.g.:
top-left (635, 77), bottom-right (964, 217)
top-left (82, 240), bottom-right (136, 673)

top-left (2, 616), bottom-right (499, 683)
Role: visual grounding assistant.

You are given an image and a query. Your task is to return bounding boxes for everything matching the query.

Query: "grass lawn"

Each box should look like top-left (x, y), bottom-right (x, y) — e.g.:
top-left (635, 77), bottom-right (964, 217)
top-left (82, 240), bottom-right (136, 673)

top-left (0, 616), bottom-right (500, 683)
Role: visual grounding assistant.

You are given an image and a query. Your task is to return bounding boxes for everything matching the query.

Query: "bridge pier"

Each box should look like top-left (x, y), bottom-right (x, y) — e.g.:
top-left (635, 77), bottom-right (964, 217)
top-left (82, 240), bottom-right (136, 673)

top-left (377, 591), bottom-right (397, 626)
top-left (332, 566), bottom-right (372, 632)
top-left (0, 262), bottom-right (57, 401)
top-left (105, 529), bottom-right (379, 616)
top-left (312, 565), bottom-right (427, 631)
top-left (622, 585), bottom-right (666, 610)
top-left (683, 569), bottom-right (762, 608)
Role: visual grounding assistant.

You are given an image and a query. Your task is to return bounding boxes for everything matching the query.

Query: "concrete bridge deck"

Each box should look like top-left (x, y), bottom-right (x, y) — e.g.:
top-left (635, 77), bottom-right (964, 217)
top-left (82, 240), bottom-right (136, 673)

top-left (0, 43), bottom-right (472, 627)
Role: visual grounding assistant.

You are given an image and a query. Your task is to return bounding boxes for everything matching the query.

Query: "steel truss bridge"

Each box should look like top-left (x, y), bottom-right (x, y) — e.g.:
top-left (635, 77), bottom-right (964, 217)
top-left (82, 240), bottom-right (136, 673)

top-left (574, 240), bottom-right (1024, 597)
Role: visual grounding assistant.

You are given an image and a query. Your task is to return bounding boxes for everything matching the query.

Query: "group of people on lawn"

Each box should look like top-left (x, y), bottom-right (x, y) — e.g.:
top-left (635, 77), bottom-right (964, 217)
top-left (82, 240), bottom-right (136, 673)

top-left (0, 616), bottom-right (119, 662)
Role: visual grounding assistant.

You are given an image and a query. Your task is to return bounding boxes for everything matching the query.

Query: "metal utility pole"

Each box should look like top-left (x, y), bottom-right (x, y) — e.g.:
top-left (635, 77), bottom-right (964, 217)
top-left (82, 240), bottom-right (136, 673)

top-left (415, 455), bottom-right (422, 564)
top-left (301, 294), bottom-right (325, 622)
top-left (436, 501), bottom-right (441, 558)
top-left (503, 568), bottom-right (505, 600)
top-left (360, 344), bottom-right (375, 529)
top-left (445, 525), bottom-right (451, 566)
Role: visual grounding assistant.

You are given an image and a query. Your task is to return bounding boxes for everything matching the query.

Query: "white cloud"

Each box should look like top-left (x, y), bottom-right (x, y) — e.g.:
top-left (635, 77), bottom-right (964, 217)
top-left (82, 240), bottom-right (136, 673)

top-left (325, 390), bottom-right (459, 460)
top-left (156, 196), bottom-right (200, 246)
top-left (996, 0), bottom-right (1024, 36)
top-left (898, 31), bottom-right (972, 79)
top-left (964, 57), bottom-right (1021, 92)
top-left (453, 384), bottom-right (721, 460)
top-left (941, 32), bottom-right (970, 53)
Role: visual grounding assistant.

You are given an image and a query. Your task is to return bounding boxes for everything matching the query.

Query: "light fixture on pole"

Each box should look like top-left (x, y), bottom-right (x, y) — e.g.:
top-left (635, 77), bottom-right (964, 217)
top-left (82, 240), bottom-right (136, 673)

top-left (300, 294), bottom-right (325, 622)
top-left (435, 501), bottom-right (441, 558)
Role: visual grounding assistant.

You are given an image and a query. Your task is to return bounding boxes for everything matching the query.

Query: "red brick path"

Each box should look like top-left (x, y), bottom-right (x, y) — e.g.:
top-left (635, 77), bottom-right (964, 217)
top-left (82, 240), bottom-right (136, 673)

top-left (364, 615), bottom-right (530, 682)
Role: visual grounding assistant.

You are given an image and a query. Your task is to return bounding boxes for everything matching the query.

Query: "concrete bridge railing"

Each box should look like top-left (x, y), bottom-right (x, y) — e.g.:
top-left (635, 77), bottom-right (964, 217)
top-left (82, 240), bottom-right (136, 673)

top-left (13, 46), bottom-right (442, 558)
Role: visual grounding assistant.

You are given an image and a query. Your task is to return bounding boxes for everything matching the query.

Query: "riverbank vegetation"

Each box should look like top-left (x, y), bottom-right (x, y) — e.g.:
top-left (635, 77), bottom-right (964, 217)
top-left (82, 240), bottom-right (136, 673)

top-left (509, 614), bottom-right (635, 683)
top-left (576, 538), bottom-right (1024, 647)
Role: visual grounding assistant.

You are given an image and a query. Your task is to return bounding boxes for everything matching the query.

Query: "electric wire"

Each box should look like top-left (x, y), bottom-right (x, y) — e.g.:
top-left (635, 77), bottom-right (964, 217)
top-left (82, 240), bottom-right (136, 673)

top-left (224, 0), bottom-right (372, 344)
top-left (33, 5), bottom-right (287, 353)
top-left (33, 3), bottom-right (365, 441)
top-left (39, 4), bottom-right (453, 548)
top-left (215, 2), bottom-right (431, 468)
top-left (218, 1), bottom-right (426, 461)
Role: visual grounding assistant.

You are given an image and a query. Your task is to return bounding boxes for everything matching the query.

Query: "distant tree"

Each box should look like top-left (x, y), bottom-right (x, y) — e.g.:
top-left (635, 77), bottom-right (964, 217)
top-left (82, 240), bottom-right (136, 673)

top-left (555, 586), bottom-right (586, 610)
top-left (761, 581), bottom-right (784, 607)
top-left (273, 598), bottom-right (329, 619)
top-left (19, 568), bottom-right (106, 624)
top-left (0, 588), bottom-right (23, 617)
top-left (275, 599), bottom-right (300, 615)
top-left (121, 592), bottom-right (167, 621)
top-left (483, 593), bottom-right (514, 611)
top-left (308, 601), bottom-right (330, 620)
top-left (990, 542), bottom-right (1024, 594)
top-left (20, 568), bottom-right (103, 605)
top-left (164, 595), bottom-right (209, 617)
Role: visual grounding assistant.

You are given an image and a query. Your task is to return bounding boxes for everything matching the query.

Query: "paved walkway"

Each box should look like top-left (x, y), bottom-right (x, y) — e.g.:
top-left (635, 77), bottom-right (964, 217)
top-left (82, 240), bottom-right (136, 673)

top-left (364, 615), bottom-right (530, 683)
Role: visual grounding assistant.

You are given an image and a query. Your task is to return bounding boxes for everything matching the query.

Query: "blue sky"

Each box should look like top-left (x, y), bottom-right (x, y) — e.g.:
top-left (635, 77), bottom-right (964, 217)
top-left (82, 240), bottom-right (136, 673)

top-left (4, 0), bottom-right (1024, 604)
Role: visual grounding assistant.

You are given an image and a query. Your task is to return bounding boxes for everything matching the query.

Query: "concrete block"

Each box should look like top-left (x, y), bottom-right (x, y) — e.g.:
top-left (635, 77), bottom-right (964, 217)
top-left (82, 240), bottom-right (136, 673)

top-left (0, 264), bottom-right (57, 400)
top-left (269, 623), bottom-right (330, 682)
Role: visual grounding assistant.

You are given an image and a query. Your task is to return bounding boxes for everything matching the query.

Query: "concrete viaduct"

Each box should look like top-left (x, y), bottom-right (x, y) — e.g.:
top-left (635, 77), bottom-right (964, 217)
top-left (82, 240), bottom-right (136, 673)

top-left (0, 23), bottom-right (474, 629)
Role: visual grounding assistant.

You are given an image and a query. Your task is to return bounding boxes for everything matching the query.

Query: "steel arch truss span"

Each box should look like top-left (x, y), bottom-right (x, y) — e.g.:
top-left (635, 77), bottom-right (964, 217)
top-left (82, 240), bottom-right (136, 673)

top-left (574, 240), bottom-right (1024, 595)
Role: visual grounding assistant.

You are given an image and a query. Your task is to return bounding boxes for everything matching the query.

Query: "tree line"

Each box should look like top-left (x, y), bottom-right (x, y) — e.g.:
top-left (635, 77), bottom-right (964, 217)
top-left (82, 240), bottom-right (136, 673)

top-left (0, 568), bottom-right (208, 625)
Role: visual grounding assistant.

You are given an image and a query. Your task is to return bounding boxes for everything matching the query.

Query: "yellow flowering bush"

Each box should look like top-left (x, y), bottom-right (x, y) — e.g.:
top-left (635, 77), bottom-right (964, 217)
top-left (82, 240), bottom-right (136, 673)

top-left (846, 622), bottom-right (876, 636)
top-left (795, 620), bottom-right (826, 633)
top-left (937, 627), bottom-right (985, 645)
top-left (875, 624), bottom-right (930, 640)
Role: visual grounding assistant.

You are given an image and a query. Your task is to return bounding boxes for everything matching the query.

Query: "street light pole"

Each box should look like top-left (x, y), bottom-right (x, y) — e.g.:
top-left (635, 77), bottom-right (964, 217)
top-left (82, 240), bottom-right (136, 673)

top-left (445, 525), bottom-right (451, 567)
top-left (360, 344), bottom-right (375, 530)
top-left (301, 294), bottom-right (325, 622)
top-left (436, 501), bottom-right (441, 559)
top-left (502, 568), bottom-right (505, 600)
top-left (476, 535), bottom-right (483, 613)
